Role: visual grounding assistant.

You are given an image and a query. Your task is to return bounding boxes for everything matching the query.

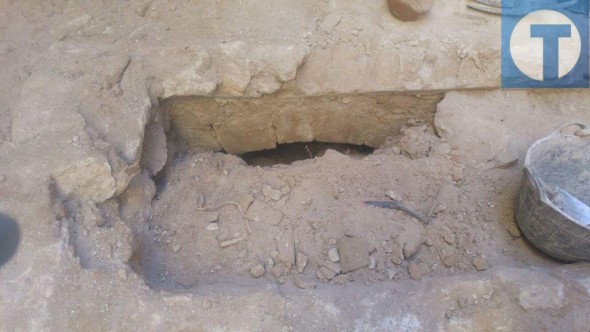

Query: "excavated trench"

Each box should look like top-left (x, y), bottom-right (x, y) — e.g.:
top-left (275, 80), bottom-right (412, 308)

top-left (128, 92), bottom-right (447, 290)
top-left (59, 89), bottom-right (563, 294)
top-left (97, 88), bottom-right (572, 291)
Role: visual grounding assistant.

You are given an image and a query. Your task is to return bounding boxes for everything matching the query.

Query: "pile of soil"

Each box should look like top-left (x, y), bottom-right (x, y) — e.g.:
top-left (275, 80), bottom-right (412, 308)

top-left (135, 125), bottom-right (556, 290)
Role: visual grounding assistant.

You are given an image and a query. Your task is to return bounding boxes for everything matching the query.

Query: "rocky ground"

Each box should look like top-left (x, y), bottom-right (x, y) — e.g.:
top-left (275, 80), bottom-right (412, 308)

top-left (1, 0), bottom-right (590, 331)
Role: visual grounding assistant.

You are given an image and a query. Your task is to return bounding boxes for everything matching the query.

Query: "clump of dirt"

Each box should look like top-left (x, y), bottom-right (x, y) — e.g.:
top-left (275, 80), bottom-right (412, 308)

top-left (131, 125), bottom-right (555, 291)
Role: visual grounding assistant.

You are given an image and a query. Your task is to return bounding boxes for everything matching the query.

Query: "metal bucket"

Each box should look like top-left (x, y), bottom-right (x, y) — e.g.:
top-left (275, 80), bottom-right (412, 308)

top-left (515, 121), bottom-right (590, 262)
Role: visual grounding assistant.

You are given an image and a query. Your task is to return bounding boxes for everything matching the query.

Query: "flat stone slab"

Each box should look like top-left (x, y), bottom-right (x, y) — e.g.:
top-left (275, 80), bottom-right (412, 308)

top-left (337, 237), bottom-right (370, 273)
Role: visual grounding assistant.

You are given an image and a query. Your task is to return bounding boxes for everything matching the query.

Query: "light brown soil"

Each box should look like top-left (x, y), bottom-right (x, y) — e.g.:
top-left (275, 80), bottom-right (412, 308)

top-left (136, 125), bottom-right (558, 291)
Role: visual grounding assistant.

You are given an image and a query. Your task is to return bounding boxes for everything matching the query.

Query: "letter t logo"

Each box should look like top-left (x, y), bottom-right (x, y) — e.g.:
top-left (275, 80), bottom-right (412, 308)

top-left (530, 24), bottom-right (572, 80)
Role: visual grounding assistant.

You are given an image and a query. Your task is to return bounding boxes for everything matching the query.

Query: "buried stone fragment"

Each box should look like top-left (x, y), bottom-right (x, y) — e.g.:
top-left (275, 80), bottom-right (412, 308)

top-left (336, 237), bottom-right (370, 273)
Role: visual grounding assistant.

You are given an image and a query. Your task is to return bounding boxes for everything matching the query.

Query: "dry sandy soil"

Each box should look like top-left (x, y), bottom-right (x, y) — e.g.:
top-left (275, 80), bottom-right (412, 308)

top-left (1, 0), bottom-right (590, 331)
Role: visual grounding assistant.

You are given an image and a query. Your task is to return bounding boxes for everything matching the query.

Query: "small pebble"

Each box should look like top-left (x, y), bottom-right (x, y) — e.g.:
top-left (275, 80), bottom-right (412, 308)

top-left (322, 260), bottom-right (342, 274)
top-left (319, 266), bottom-right (337, 280)
top-left (296, 252), bottom-right (308, 273)
top-left (386, 268), bottom-right (398, 280)
top-left (408, 261), bottom-right (427, 280)
top-left (204, 211), bottom-right (219, 223)
top-left (172, 244), bottom-right (181, 253)
top-left (206, 223), bottom-right (219, 231)
top-left (368, 256), bottom-right (376, 270)
top-left (506, 224), bottom-right (522, 238)
top-left (0, 175), bottom-right (5, 182)
top-left (250, 264), bottom-right (266, 278)
top-left (472, 257), bottom-right (489, 271)
top-left (262, 185), bottom-right (282, 201)
top-left (271, 264), bottom-right (285, 278)
top-left (293, 274), bottom-right (317, 289)
top-left (328, 248), bottom-right (340, 262)
top-left (385, 190), bottom-right (402, 202)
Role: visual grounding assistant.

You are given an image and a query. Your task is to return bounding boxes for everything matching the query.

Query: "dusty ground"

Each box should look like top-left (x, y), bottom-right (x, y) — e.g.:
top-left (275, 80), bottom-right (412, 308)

top-left (2, 0), bottom-right (590, 331)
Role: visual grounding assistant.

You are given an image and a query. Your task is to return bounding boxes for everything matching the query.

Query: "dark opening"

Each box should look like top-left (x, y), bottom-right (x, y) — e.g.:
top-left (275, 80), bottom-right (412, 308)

top-left (0, 213), bottom-right (19, 268)
top-left (238, 141), bottom-right (374, 167)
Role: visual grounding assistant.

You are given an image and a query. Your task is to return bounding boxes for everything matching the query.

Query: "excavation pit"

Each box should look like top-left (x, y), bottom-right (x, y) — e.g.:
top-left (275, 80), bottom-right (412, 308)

top-left (127, 92), bottom-right (486, 291)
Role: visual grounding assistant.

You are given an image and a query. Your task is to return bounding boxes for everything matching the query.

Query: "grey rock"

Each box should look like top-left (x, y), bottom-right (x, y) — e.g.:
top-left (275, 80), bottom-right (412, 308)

top-left (328, 248), bottom-right (340, 263)
top-left (119, 172), bottom-right (156, 222)
top-left (319, 266), bottom-right (337, 280)
top-left (408, 262), bottom-right (427, 280)
top-left (218, 41), bottom-right (251, 96)
top-left (296, 252), bottom-right (308, 273)
top-left (271, 263), bottom-right (285, 278)
top-left (441, 227), bottom-right (455, 245)
top-left (368, 256), bottom-right (376, 270)
top-left (250, 264), bottom-right (266, 278)
top-left (506, 223), bottom-right (522, 238)
top-left (392, 225), bottom-right (423, 261)
top-left (322, 260), bottom-right (342, 274)
top-left (442, 255), bottom-right (457, 268)
top-left (387, 268), bottom-right (397, 280)
top-left (206, 223), bottom-right (219, 231)
top-left (336, 237), bottom-right (370, 273)
top-left (263, 185), bottom-right (283, 201)
top-left (53, 156), bottom-right (116, 203)
top-left (494, 147), bottom-right (519, 169)
top-left (472, 257), bottom-right (489, 271)
top-left (293, 274), bottom-right (317, 289)
top-left (385, 190), bottom-right (402, 202)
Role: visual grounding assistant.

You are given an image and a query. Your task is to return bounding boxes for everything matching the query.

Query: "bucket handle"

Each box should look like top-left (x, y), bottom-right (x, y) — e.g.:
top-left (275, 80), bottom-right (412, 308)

top-left (549, 120), bottom-right (590, 138)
